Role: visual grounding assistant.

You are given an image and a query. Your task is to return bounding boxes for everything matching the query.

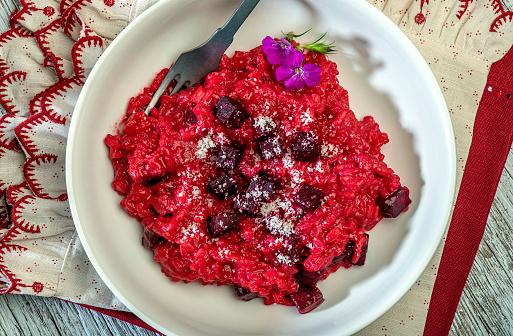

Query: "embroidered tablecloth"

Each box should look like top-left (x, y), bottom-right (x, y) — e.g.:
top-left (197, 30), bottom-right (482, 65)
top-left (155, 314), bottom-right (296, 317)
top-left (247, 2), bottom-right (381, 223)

top-left (0, 0), bottom-right (512, 334)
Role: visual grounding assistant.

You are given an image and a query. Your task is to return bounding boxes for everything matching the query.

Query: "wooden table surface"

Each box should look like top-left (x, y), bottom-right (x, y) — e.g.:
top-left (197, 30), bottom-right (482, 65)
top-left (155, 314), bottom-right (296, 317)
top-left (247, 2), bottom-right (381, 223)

top-left (1, 0), bottom-right (513, 335)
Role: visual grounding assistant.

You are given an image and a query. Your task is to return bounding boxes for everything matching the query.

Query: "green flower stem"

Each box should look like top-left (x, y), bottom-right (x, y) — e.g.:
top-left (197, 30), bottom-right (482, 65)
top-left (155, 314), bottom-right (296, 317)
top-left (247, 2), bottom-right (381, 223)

top-left (285, 30), bottom-right (336, 56)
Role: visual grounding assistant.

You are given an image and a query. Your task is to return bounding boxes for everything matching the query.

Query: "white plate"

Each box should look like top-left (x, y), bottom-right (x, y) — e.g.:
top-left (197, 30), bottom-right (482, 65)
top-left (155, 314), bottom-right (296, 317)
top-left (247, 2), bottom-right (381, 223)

top-left (66, 0), bottom-right (456, 335)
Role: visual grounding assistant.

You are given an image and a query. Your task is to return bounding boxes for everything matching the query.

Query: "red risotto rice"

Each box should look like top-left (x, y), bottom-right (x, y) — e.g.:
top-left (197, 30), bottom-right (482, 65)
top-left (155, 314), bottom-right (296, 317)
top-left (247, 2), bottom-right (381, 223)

top-left (105, 43), bottom-right (411, 314)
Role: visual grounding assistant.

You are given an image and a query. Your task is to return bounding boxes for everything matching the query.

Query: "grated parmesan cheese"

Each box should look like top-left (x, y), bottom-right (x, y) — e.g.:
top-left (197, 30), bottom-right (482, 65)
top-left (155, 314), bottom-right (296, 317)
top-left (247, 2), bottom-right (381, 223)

top-left (180, 222), bottom-right (201, 241)
top-left (195, 135), bottom-right (216, 159)
top-left (276, 253), bottom-right (292, 265)
top-left (300, 109), bottom-right (314, 125)
top-left (315, 161), bottom-right (324, 172)
top-left (253, 116), bottom-right (276, 133)
top-left (321, 143), bottom-right (339, 157)
top-left (216, 132), bottom-right (227, 144)
top-left (282, 149), bottom-right (293, 169)
top-left (192, 186), bottom-right (201, 199)
top-left (261, 198), bottom-right (296, 236)
top-left (289, 169), bottom-right (304, 185)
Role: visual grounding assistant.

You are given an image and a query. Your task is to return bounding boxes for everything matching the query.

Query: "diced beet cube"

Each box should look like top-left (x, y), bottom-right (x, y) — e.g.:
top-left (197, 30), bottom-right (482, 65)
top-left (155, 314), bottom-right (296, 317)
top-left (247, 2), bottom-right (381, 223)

top-left (332, 234), bottom-right (369, 266)
top-left (183, 107), bottom-right (197, 126)
top-left (216, 141), bottom-right (245, 170)
top-left (291, 132), bottom-right (321, 162)
top-left (234, 286), bottom-right (258, 301)
top-left (296, 269), bottom-right (322, 286)
top-left (214, 96), bottom-right (250, 129)
top-left (333, 240), bottom-right (355, 265)
top-left (377, 186), bottom-right (411, 218)
top-left (207, 213), bottom-right (239, 237)
top-left (272, 247), bottom-right (300, 266)
top-left (142, 228), bottom-right (165, 250)
top-left (355, 234), bottom-right (369, 266)
top-left (290, 285), bottom-right (325, 314)
top-left (294, 183), bottom-right (325, 212)
top-left (247, 171), bottom-right (280, 202)
top-left (258, 134), bottom-right (283, 160)
top-left (207, 173), bottom-right (238, 200)
top-left (233, 193), bottom-right (260, 216)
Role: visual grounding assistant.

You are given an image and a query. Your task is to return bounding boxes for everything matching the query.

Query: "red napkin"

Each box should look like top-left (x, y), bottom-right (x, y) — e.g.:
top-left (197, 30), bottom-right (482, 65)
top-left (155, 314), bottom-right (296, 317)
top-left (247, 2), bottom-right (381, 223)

top-left (425, 45), bottom-right (513, 336)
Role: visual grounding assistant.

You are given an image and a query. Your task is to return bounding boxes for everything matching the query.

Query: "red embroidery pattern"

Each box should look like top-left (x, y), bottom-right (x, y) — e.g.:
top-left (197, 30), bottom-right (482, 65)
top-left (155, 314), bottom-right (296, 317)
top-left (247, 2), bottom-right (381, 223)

top-left (456, 0), bottom-right (474, 19)
top-left (415, 0), bottom-right (429, 24)
top-left (416, 0), bottom-right (512, 33)
top-left (0, 115), bottom-right (23, 151)
top-left (35, 20), bottom-right (73, 81)
top-left (490, 0), bottom-right (513, 32)
top-left (455, 0), bottom-right (512, 32)
top-left (24, 154), bottom-right (68, 201)
top-left (60, 0), bottom-right (94, 37)
top-left (0, 193), bottom-right (39, 294)
top-left (0, 0), bottom-right (110, 295)
top-left (16, 113), bottom-right (63, 157)
top-left (8, 1), bottom-right (36, 38)
top-left (0, 71), bottom-right (28, 116)
top-left (43, 7), bottom-right (56, 17)
top-left (32, 281), bottom-right (43, 293)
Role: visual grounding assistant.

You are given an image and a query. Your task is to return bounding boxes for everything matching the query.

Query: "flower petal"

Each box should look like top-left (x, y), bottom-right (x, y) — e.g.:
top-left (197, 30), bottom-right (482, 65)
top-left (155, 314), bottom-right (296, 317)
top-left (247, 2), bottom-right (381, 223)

top-left (301, 63), bottom-right (321, 87)
top-left (262, 36), bottom-right (288, 65)
top-left (283, 49), bottom-right (304, 68)
top-left (284, 72), bottom-right (304, 91)
top-left (262, 36), bottom-right (276, 51)
top-left (275, 65), bottom-right (295, 82)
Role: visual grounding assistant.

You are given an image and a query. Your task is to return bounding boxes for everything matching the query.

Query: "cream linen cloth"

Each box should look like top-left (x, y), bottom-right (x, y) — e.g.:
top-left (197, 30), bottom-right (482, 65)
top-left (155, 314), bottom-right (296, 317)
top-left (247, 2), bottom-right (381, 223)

top-left (0, 0), bottom-right (159, 310)
top-left (0, 0), bottom-right (512, 334)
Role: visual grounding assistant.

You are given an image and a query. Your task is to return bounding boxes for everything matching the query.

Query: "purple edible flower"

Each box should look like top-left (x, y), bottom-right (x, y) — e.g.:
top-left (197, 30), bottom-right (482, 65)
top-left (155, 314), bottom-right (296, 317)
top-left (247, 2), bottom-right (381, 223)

top-left (262, 36), bottom-right (300, 65)
top-left (275, 52), bottom-right (321, 91)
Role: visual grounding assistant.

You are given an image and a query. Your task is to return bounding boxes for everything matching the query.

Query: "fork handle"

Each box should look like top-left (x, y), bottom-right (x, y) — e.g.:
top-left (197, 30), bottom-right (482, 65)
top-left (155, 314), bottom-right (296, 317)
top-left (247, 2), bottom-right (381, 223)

top-left (210, 0), bottom-right (260, 45)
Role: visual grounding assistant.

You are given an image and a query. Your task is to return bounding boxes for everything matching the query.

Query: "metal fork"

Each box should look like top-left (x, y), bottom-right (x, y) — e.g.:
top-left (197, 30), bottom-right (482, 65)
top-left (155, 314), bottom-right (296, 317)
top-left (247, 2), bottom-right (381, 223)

top-left (144, 0), bottom-right (260, 115)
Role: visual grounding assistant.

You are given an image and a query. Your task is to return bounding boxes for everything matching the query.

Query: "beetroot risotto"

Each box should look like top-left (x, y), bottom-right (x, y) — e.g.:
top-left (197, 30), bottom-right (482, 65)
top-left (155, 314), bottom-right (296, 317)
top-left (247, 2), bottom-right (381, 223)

top-left (105, 33), bottom-right (411, 314)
